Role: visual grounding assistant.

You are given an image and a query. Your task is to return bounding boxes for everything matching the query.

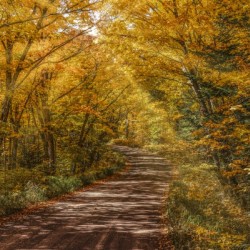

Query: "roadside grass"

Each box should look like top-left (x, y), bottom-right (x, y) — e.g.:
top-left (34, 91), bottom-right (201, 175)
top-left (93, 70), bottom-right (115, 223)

top-left (0, 150), bottom-right (125, 216)
top-left (145, 143), bottom-right (250, 250)
top-left (167, 163), bottom-right (249, 250)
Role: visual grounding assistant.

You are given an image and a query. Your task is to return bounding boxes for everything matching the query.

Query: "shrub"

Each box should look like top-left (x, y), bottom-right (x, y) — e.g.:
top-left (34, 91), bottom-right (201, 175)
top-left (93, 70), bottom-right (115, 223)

top-left (95, 171), bottom-right (105, 179)
top-left (24, 181), bottom-right (46, 204)
top-left (0, 192), bottom-right (26, 215)
top-left (0, 168), bottom-right (44, 194)
top-left (80, 173), bottom-right (96, 185)
top-left (102, 166), bottom-right (116, 176)
top-left (0, 182), bottom-right (45, 216)
top-left (0, 147), bottom-right (125, 217)
top-left (46, 176), bottom-right (82, 198)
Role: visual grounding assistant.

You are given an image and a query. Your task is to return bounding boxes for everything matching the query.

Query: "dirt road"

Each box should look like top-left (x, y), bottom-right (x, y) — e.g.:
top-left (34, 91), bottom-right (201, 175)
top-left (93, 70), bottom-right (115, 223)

top-left (0, 146), bottom-right (172, 250)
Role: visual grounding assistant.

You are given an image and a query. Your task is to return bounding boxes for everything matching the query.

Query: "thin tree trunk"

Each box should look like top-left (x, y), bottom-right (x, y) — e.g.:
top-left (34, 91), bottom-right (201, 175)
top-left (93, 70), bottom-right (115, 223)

top-left (189, 76), bottom-right (210, 117)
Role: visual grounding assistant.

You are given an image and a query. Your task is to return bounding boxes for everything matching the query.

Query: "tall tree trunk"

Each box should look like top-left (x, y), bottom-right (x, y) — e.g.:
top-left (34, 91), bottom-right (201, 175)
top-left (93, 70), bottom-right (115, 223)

top-left (78, 113), bottom-right (91, 146)
top-left (8, 124), bottom-right (19, 170)
top-left (46, 131), bottom-right (56, 173)
top-left (36, 71), bottom-right (56, 174)
top-left (10, 136), bottom-right (18, 169)
top-left (0, 40), bottom-right (14, 148)
top-left (188, 72), bottom-right (210, 117)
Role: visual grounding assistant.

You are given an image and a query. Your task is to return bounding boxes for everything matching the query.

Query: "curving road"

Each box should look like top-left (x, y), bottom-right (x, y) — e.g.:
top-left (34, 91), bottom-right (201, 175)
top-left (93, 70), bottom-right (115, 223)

top-left (0, 146), bottom-right (172, 250)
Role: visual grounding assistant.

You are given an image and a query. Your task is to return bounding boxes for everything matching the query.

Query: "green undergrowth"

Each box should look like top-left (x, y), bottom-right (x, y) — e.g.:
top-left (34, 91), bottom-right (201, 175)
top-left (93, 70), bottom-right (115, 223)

top-left (145, 143), bottom-right (250, 249)
top-left (0, 151), bottom-right (125, 216)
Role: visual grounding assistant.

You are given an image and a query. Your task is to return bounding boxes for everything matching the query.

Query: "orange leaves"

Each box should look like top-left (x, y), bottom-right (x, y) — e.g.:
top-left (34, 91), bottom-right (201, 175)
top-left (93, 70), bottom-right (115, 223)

top-left (222, 159), bottom-right (247, 178)
top-left (229, 159), bottom-right (247, 169)
top-left (196, 138), bottom-right (230, 151)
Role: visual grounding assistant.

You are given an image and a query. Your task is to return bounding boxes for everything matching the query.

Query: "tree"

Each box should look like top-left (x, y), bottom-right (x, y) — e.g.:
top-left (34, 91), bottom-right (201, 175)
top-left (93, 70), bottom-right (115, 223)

top-left (0, 0), bottom-right (100, 170)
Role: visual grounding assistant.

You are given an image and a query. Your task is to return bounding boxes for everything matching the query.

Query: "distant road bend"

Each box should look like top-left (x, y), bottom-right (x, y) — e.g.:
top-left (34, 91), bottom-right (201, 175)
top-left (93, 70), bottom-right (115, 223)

top-left (0, 146), bottom-right (172, 250)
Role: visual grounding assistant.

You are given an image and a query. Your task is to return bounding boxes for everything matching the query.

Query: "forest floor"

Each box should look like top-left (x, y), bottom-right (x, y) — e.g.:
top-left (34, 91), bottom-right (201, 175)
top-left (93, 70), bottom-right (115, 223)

top-left (0, 146), bottom-right (173, 250)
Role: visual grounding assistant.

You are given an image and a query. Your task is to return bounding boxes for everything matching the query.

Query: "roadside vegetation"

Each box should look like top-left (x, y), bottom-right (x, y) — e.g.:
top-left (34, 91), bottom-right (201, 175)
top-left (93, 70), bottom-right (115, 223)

top-left (167, 162), bottom-right (249, 250)
top-left (0, 150), bottom-right (124, 216)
